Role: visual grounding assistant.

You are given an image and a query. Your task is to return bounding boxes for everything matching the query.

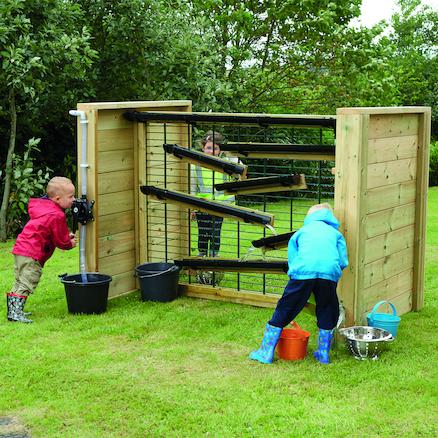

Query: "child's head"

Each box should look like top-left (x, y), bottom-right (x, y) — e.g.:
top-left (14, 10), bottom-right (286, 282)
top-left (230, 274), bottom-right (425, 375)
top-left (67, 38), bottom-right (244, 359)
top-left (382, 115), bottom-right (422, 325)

top-left (201, 130), bottom-right (223, 156)
top-left (47, 176), bottom-right (75, 210)
top-left (307, 202), bottom-right (333, 216)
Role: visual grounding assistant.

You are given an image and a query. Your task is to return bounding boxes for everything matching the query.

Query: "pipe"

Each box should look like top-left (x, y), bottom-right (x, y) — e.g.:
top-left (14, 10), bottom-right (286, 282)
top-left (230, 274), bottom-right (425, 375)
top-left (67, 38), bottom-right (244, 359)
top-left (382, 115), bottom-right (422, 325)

top-left (69, 110), bottom-right (88, 279)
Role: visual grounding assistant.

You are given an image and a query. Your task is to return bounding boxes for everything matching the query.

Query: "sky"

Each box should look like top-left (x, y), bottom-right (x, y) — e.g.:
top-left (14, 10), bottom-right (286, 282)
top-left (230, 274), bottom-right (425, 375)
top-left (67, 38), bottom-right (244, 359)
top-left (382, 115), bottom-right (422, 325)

top-left (358, 0), bottom-right (438, 27)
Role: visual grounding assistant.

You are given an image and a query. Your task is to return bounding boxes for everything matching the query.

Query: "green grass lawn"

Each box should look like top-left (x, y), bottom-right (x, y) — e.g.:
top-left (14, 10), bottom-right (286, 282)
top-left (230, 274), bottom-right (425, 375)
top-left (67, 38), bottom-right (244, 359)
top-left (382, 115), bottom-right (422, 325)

top-left (1, 191), bottom-right (438, 437)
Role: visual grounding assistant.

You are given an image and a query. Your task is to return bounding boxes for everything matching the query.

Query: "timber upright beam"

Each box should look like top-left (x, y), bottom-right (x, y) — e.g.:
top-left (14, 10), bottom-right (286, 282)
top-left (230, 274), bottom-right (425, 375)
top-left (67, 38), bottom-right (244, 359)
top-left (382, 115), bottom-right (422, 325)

top-left (334, 107), bottom-right (431, 325)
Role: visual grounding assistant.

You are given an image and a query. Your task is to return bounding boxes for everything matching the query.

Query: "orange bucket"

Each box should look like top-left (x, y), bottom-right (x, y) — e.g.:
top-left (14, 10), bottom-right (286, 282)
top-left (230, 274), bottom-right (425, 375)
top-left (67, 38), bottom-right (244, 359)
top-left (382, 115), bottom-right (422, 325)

top-left (276, 321), bottom-right (310, 360)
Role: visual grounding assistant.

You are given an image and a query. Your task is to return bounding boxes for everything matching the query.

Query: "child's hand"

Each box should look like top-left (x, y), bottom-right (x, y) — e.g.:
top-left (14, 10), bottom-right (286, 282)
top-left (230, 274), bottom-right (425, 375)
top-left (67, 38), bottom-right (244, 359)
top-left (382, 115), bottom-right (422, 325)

top-left (70, 233), bottom-right (77, 248)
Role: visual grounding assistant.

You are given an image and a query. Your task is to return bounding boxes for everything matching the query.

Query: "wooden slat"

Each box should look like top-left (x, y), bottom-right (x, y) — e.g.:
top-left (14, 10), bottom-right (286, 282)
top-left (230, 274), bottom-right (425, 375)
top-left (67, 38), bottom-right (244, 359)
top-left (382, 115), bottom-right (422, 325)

top-left (365, 180), bottom-right (416, 214)
top-left (78, 100), bottom-right (192, 111)
top-left (367, 135), bottom-right (417, 164)
top-left (412, 110), bottom-right (431, 309)
top-left (337, 106), bottom-right (430, 116)
top-left (98, 230), bottom-right (135, 257)
top-left (99, 190), bottom-right (134, 216)
top-left (363, 247), bottom-right (414, 289)
top-left (368, 113), bottom-right (419, 139)
top-left (137, 123), bottom-right (147, 265)
top-left (361, 288), bottom-right (412, 322)
top-left (99, 251), bottom-right (136, 276)
top-left (98, 150), bottom-right (134, 173)
top-left (82, 109), bottom-right (98, 272)
top-left (99, 211), bottom-right (135, 236)
top-left (334, 113), bottom-right (368, 325)
top-left (366, 158), bottom-right (416, 189)
top-left (179, 284), bottom-right (316, 314)
top-left (108, 271), bottom-right (137, 299)
top-left (98, 128), bottom-right (134, 152)
top-left (364, 224), bottom-right (415, 264)
top-left (97, 109), bottom-right (133, 131)
top-left (365, 203), bottom-right (415, 239)
top-left (362, 269), bottom-right (413, 309)
top-left (98, 170), bottom-right (135, 194)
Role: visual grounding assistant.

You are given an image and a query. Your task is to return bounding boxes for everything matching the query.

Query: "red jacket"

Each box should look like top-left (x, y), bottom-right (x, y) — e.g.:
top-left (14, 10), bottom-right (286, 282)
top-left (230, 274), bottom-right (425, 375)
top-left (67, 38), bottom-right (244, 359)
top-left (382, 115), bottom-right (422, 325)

top-left (13, 198), bottom-right (73, 266)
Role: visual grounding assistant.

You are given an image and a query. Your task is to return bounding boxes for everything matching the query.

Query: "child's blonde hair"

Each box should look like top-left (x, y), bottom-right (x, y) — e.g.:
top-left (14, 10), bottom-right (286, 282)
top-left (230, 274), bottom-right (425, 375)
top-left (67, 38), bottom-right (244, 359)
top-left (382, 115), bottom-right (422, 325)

top-left (46, 176), bottom-right (74, 199)
top-left (307, 202), bottom-right (333, 216)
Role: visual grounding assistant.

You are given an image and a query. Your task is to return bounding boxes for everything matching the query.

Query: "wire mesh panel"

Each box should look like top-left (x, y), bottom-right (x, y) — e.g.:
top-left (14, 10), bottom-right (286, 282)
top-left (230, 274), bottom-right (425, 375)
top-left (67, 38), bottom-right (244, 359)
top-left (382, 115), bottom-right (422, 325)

top-left (142, 117), bottom-right (335, 297)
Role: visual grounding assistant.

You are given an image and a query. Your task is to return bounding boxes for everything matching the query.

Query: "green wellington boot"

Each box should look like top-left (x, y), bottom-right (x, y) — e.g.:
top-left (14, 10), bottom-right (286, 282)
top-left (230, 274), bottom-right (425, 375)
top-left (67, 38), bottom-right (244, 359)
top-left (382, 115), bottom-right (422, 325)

top-left (6, 293), bottom-right (33, 323)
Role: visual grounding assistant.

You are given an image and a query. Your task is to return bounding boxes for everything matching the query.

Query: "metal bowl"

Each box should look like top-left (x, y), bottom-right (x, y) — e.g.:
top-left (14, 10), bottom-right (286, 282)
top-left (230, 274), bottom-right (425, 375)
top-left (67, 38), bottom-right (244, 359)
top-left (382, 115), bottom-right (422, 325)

top-left (339, 326), bottom-right (394, 360)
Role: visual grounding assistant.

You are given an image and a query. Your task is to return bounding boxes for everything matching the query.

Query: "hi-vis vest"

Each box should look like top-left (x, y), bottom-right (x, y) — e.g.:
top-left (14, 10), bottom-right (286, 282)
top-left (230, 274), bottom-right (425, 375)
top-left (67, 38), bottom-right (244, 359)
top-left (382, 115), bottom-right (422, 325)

top-left (191, 158), bottom-right (238, 203)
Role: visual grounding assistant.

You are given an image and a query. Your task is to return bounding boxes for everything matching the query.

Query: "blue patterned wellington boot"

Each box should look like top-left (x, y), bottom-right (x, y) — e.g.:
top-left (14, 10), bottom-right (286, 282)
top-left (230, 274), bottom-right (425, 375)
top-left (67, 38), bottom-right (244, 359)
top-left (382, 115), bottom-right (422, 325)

top-left (313, 329), bottom-right (333, 364)
top-left (249, 323), bottom-right (282, 364)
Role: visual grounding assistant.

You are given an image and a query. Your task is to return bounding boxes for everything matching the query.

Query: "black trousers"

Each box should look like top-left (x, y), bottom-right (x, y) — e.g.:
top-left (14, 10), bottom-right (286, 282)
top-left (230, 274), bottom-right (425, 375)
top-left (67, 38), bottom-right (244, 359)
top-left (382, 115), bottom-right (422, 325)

top-left (269, 278), bottom-right (340, 330)
top-left (196, 213), bottom-right (224, 256)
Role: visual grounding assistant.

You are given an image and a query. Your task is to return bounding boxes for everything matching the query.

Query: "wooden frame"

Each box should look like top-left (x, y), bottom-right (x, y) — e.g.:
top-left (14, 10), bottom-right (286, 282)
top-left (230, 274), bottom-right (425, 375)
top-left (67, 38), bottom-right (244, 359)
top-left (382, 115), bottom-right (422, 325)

top-left (334, 107), bottom-right (431, 324)
top-left (75, 102), bottom-right (431, 324)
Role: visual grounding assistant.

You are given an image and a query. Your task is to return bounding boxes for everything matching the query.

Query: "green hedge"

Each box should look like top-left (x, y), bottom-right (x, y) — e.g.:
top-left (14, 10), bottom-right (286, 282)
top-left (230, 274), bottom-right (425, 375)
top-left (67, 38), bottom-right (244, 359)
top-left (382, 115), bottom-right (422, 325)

top-left (430, 141), bottom-right (438, 186)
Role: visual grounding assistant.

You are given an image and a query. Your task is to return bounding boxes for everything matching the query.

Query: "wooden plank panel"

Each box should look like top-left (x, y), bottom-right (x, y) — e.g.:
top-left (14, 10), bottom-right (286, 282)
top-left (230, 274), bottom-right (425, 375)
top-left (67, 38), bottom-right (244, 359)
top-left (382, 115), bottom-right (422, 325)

top-left (98, 128), bottom-right (134, 152)
top-left (108, 271), bottom-right (137, 299)
top-left (367, 158), bottom-right (416, 189)
top-left (364, 225), bottom-right (415, 264)
top-left (363, 247), bottom-right (414, 288)
top-left (99, 190), bottom-right (134, 216)
top-left (99, 211), bottom-right (135, 236)
top-left (362, 269), bottom-right (413, 310)
top-left (365, 180), bottom-right (416, 214)
top-left (368, 113), bottom-right (419, 139)
top-left (367, 135), bottom-right (417, 164)
top-left (98, 150), bottom-right (134, 173)
top-left (99, 251), bottom-right (136, 276)
top-left (365, 203), bottom-right (415, 238)
top-left (98, 170), bottom-right (134, 194)
top-left (98, 230), bottom-right (135, 257)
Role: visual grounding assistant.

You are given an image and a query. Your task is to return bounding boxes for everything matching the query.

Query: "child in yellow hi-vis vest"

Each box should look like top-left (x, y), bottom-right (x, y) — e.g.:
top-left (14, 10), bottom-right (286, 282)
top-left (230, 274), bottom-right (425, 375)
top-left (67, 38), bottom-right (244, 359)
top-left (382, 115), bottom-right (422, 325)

top-left (190, 131), bottom-right (238, 259)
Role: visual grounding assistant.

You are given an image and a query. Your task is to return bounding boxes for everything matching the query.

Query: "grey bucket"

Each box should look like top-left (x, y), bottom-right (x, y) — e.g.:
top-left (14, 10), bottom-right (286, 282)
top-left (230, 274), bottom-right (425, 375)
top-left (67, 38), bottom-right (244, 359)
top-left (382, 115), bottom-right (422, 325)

top-left (135, 262), bottom-right (181, 302)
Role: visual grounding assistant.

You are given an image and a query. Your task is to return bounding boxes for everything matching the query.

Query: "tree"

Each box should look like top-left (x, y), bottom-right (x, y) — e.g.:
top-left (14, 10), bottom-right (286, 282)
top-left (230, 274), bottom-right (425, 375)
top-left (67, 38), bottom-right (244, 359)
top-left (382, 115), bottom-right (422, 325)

top-left (0, 0), bottom-right (96, 240)
top-left (185, 0), bottom-right (402, 114)
top-left (385, 0), bottom-right (437, 138)
top-left (75, 0), bottom-right (230, 111)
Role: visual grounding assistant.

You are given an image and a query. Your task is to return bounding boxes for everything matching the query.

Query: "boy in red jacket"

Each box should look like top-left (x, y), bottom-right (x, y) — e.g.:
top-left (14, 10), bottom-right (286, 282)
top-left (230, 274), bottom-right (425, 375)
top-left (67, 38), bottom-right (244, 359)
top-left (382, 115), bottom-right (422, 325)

top-left (7, 176), bottom-right (77, 323)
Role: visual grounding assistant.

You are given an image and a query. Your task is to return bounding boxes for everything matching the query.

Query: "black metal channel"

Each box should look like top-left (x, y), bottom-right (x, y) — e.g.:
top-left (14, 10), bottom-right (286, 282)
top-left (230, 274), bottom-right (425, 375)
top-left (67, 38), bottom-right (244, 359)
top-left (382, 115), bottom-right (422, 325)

top-left (163, 143), bottom-right (246, 176)
top-left (221, 143), bottom-right (335, 155)
top-left (123, 110), bottom-right (336, 129)
top-left (140, 186), bottom-right (273, 225)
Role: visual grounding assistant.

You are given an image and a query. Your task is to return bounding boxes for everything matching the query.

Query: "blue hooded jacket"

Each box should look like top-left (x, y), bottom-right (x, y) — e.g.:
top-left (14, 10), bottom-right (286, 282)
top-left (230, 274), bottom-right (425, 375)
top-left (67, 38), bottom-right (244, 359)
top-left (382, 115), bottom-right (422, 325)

top-left (287, 208), bottom-right (348, 282)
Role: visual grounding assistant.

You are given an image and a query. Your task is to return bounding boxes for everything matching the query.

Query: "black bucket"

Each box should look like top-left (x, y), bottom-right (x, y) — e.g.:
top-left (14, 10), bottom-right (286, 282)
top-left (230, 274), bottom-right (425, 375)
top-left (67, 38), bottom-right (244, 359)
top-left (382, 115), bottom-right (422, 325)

top-left (60, 273), bottom-right (112, 314)
top-left (135, 262), bottom-right (181, 302)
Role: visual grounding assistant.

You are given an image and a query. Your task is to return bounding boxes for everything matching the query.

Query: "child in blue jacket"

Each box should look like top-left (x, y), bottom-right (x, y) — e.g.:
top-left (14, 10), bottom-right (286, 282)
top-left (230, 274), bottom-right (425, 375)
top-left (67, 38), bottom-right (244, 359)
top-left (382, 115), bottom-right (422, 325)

top-left (249, 203), bottom-right (349, 364)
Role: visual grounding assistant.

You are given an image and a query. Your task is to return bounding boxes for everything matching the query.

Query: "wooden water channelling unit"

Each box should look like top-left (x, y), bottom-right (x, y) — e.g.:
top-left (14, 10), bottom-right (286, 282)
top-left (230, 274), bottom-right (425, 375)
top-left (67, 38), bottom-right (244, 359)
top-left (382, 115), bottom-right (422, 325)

top-left (73, 101), bottom-right (431, 325)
